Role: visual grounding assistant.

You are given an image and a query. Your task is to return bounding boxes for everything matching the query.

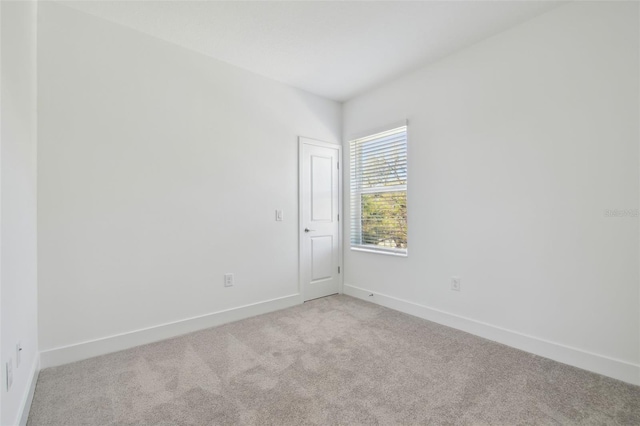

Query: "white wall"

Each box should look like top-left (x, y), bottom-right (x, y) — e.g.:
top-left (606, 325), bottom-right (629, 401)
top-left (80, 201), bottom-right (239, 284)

top-left (1, 1), bottom-right (39, 425)
top-left (37, 2), bottom-right (340, 360)
top-left (343, 1), bottom-right (640, 384)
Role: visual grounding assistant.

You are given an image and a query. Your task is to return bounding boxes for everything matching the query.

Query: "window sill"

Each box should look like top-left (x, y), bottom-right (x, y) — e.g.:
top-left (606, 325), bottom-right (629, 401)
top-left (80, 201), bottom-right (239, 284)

top-left (350, 246), bottom-right (408, 257)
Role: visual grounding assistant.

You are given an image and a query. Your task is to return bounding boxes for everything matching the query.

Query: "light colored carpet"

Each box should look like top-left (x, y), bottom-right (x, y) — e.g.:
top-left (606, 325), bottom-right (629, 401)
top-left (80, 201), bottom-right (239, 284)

top-left (28, 295), bottom-right (640, 425)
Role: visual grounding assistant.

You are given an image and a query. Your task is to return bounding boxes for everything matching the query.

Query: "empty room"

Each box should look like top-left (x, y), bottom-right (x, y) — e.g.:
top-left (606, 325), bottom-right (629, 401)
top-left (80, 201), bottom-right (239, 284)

top-left (2, 0), bottom-right (639, 424)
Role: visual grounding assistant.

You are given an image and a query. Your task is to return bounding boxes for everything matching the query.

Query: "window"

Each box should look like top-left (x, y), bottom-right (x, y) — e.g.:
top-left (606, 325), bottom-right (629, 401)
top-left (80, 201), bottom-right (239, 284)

top-left (350, 125), bottom-right (407, 255)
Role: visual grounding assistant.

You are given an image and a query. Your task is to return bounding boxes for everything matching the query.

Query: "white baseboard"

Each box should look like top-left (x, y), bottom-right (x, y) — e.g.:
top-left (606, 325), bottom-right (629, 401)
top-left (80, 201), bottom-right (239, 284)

top-left (18, 355), bottom-right (40, 426)
top-left (40, 294), bottom-right (301, 369)
top-left (343, 284), bottom-right (640, 386)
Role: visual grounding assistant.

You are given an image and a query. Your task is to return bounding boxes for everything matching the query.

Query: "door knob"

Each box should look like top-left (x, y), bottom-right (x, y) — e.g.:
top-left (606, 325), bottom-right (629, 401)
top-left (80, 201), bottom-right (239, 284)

top-left (304, 228), bottom-right (316, 233)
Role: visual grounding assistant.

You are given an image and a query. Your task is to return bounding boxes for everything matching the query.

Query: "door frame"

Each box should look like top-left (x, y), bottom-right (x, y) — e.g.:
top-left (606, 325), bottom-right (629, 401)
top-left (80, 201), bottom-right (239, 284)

top-left (298, 137), bottom-right (343, 303)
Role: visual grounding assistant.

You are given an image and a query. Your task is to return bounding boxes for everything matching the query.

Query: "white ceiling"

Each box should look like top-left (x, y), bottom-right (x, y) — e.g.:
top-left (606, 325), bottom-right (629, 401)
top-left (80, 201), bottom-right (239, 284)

top-left (60, 1), bottom-right (565, 102)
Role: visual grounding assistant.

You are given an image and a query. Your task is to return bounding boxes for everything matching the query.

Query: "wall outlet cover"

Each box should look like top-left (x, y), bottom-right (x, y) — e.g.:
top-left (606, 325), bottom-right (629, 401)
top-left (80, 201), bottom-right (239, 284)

top-left (451, 277), bottom-right (461, 291)
top-left (224, 273), bottom-right (234, 287)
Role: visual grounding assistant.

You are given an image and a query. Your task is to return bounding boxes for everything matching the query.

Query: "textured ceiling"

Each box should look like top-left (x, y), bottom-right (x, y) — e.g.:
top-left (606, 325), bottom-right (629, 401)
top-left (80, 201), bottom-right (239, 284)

top-left (59, 1), bottom-right (565, 102)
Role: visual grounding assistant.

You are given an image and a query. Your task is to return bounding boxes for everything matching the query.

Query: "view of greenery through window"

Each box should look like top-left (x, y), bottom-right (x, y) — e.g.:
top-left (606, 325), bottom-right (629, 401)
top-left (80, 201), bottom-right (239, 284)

top-left (350, 126), bottom-right (407, 254)
top-left (361, 192), bottom-right (407, 249)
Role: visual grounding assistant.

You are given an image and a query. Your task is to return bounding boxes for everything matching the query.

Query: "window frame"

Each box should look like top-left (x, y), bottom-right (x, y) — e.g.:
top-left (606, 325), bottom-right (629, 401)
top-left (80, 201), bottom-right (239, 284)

top-left (349, 124), bottom-right (408, 257)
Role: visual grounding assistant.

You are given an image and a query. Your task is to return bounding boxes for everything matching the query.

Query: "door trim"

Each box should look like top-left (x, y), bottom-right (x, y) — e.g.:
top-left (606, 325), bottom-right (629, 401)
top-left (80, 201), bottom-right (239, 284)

top-left (298, 137), bottom-right (343, 302)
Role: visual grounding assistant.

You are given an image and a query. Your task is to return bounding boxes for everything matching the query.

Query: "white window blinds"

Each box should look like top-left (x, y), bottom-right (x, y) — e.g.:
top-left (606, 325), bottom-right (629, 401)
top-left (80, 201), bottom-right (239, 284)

top-left (350, 125), bottom-right (408, 255)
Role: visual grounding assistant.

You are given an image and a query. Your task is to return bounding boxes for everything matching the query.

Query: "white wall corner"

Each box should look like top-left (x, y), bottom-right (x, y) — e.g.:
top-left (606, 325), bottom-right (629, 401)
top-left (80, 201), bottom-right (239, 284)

top-left (40, 294), bottom-right (301, 369)
top-left (18, 354), bottom-right (40, 426)
top-left (343, 283), bottom-right (640, 386)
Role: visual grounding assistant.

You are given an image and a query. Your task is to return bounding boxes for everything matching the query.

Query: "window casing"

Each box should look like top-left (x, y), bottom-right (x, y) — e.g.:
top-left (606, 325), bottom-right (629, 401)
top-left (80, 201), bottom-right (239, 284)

top-left (349, 126), bottom-right (408, 256)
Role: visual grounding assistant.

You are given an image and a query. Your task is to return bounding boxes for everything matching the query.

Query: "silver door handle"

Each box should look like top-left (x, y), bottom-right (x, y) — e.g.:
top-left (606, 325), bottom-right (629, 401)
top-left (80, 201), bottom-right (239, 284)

top-left (304, 228), bottom-right (316, 233)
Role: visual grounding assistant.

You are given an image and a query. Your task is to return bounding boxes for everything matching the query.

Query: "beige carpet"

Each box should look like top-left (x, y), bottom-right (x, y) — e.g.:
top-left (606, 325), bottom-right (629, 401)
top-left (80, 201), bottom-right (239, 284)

top-left (28, 295), bottom-right (640, 425)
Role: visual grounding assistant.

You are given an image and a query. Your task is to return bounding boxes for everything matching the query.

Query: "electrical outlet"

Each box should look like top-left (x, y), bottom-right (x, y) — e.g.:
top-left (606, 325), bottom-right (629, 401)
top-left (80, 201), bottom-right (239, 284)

top-left (224, 273), bottom-right (234, 287)
top-left (275, 210), bottom-right (283, 221)
top-left (6, 360), bottom-right (13, 391)
top-left (16, 342), bottom-right (22, 368)
top-left (451, 277), bottom-right (461, 291)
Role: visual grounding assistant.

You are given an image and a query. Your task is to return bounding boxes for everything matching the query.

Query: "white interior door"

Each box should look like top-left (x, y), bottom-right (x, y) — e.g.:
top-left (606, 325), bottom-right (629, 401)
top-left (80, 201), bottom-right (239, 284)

top-left (299, 138), bottom-right (341, 301)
